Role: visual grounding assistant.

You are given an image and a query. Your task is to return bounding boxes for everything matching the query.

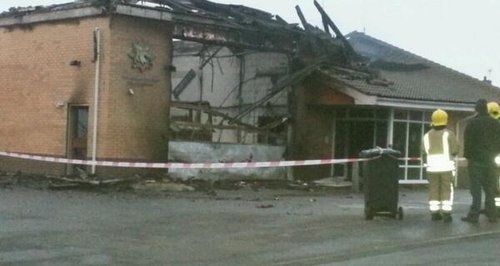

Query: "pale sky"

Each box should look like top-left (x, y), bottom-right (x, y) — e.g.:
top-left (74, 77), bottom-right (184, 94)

top-left (2, 0), bottom-right (500, 87)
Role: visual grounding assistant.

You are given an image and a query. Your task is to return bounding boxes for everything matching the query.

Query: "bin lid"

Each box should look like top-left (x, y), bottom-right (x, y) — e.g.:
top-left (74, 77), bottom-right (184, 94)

top-left (359, 147), bottom-right (401, 158)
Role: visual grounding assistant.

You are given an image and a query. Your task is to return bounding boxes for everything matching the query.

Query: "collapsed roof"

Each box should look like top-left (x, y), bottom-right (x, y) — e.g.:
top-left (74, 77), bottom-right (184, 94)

top-left (1, 0), bottom-right (498, 109)
top-left (0, 0), bottom-right (357, 65)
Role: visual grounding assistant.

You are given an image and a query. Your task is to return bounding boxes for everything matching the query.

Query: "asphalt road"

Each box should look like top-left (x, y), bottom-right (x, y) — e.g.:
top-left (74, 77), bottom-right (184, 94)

top-left (1, 186), bottom-right (499, 265)
top-left (335, 236), bottom-right (500, 266)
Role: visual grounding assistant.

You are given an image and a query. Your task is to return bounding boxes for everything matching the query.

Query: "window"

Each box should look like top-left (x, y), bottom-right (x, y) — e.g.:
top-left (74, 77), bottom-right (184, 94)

top-left (391, 109), bottom-right (431, 183)
top-left (257, 116), bottom-right (286, 145)
top-left (333, 107), bottom-right (432, 184)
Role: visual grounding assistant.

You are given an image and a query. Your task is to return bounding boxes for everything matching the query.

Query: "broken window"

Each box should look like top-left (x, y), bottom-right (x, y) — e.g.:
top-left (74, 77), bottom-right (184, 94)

top-left (170, 103), bottom-right (213, 142)
top-left (257, 116), bottom-right (287, 145)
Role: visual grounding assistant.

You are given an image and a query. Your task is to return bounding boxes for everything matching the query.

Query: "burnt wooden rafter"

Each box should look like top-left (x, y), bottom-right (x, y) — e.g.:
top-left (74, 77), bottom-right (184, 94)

top-left (295, 5), bottom-right (314, 32)
top-left (171, 101), bottom-right (284, 137)
top-left (112, 1), bottom-right (357, 57)
top-left (229, 57), bottom-right (329, 124)
top-left (133, 0), bottom-right (301, 52)
top-left (313, 0), bottom-right (356, 56)
top-left (172, 22), bottom-right (298, 53)
top-left (200, 46), bottom-right (223, 69)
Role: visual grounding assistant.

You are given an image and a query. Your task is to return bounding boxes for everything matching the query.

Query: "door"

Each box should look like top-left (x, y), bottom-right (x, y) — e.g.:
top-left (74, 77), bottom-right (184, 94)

top-left (68, 106), bottom-right (89, 172)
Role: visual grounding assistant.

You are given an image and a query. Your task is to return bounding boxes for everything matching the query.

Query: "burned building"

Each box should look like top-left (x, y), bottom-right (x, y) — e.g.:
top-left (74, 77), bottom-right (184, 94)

top-left (0, 0), bottom-right (499, 186)
top-left (0, 0), bottom-right (351, 179)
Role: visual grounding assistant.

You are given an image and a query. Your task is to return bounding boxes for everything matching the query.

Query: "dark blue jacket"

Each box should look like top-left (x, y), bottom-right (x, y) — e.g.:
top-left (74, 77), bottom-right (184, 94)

top-left (464, 100), bottom-right (500, 164)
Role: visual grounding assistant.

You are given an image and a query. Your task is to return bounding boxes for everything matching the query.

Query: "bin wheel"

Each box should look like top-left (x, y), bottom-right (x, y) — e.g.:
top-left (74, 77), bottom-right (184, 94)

top-left (397, 207), bottom-right (403, 220)
top-left (365, 208), bottom-right (374, 220)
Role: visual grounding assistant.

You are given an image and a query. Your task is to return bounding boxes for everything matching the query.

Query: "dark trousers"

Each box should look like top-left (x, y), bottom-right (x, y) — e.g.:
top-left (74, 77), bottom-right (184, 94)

top-left (468, 161), bottom-right (497, 218)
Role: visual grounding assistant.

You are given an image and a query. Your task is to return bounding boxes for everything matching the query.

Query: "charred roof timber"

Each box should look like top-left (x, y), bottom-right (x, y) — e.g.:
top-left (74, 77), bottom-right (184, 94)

top-left (0, 0), bottom-right (361, 64)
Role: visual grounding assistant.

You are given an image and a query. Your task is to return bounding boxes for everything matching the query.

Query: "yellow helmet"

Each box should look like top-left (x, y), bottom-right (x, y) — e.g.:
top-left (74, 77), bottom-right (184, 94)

top-left (431, 109), bottom-right (448, 126)
top-left (487, 101), bottom-right (499, 119)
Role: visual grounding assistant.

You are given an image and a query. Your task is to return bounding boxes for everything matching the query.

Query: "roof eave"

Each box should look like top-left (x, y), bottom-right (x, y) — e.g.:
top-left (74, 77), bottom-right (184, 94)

top-left (374, 97), bottom-right (475, 111)
top-left (335, 80), bottom-right (475, 111)
top-left (0, 6), bottom-right (105, 27)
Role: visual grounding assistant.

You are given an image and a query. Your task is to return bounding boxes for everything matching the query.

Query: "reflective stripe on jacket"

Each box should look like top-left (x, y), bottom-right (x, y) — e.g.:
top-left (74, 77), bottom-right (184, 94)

top-left (423, 130), bottom-right (457, 172)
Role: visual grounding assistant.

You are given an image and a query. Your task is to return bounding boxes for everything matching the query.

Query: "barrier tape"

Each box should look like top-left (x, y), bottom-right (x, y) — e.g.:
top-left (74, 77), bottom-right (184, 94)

top-left (0, 151), bottom-right (467, 169)
top-left (0, 151), bottom-right (376, 169)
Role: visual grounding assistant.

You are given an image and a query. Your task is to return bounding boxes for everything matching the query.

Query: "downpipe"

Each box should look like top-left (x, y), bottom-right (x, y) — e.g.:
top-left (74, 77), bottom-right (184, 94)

top-left (91, 28), bottom-right (101, 175)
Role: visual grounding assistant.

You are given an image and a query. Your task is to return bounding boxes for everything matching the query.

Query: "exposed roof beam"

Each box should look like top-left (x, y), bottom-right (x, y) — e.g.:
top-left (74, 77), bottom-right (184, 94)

top-left (295, 5), bottom-right (313, 31)
top-left (229, 58), bottom-right (328, 123)
top-left (313, 0), bottom-right (355, 56)
top-left (116, 4), bottom-right (298, 52)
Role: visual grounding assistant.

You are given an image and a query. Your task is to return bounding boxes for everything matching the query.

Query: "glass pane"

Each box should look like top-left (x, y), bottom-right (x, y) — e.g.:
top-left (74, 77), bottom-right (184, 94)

top-left (76, 108), bottom-right (88, 138)
top-left (394, 109), bottom-right (407, 120)
top-left (335, 109), bottom-right (347, 119)
top-left (334, 122), bottom-right (348, 158)
top-left (334, 121), bottom-right (348, 177)
top-left (408, 123), bottom-right (422, 157)
top-left (375, 108), bottom-right (389, 119)
top-left (423, 111), bottom-right (432, 122)
top-left (409, 111), bottom-right (422, 121)
top-left (407, 159), bottom-right (422, 166)
top-left (349, 121), bottom-right (375, 156)
top-left (398, 167), bottom-right (406, 181)
top-left (392, 122), bottom-right (406, 154)
top-left (407, 167), bottom-right (423, 180)
top-left (375, 121), bottom-right (388, 147)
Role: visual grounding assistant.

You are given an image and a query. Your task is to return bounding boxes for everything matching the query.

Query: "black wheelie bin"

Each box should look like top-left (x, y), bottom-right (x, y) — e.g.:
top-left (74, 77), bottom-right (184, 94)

top-left (359, 147), bottom-right (403, 220)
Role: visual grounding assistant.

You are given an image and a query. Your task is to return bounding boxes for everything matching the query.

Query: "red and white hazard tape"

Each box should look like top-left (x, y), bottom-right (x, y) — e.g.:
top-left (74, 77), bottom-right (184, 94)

top-left (0, 151), bottom-right (468, 169)
top-left (0, 151), bottom-right (376, 169)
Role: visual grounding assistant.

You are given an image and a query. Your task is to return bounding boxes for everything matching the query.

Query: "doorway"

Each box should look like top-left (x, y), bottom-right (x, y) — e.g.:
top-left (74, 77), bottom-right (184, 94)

top-left (332, 108), bottom-right (389, 179)
top-left (67, 105), bottom-right (89, 173)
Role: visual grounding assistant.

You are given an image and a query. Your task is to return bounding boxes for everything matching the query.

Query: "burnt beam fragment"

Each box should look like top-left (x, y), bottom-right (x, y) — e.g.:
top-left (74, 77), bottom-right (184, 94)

top-left (295, 5), bottom-right (314, 31)
top-left (313, 0), bottom-right (356, 56)
top-left (173, 69), bottom-right (196, 100)
top-left (229, 57), bottom-right (328, 123)
top-left (173, 23), bottom-right (298, 53)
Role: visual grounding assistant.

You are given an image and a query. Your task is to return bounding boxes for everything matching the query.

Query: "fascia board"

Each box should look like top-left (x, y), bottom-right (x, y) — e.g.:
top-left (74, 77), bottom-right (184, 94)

top-left (335, 85), bottom-right (377, 105)
top-left (115, 5), bottom-right (173, 22)
top-left (336, 84), bottom-right (475, 111)
top-left (375, 97), bottom-right (475, 111)
top-left (115, 5), bottom-right (244, 31)
top-left (0, 7), bottom-right (103, 27)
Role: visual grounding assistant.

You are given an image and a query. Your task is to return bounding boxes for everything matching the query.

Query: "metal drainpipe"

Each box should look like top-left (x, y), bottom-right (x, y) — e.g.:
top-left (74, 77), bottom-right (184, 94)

top-left (91, 28), bottom-right (101, 175)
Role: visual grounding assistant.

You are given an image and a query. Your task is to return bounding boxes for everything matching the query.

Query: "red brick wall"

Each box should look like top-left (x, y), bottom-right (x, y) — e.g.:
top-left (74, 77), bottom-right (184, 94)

top-left (96, 16), bottom-right (172, 176)
top-left (291, 75), bottom-right (354, 180)
top-left (0, 17), bottom-right (109, 174)
top-left (0, 15), bottom-right (173, 177)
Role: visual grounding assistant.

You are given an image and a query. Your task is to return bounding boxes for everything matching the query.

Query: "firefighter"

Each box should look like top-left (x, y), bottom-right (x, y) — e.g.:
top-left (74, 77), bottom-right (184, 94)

top-left (422, 109), bottom-right (459, 222)
top-left (487, 101), bottom-right (500, 216)
top-left (462, 99), bottom-right (500, 223)
top-left (487, 101), bottom-right (500, 120)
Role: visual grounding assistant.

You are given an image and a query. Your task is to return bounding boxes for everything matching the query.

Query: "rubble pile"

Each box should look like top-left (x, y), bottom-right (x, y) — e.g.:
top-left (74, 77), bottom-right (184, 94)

top-left (0, 171), bottom-right (352, 195)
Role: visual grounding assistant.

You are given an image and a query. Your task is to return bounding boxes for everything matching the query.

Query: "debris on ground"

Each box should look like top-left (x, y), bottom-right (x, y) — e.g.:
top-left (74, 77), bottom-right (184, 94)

top-left (0, 171), bottom-right (357, 195)
top-left (256, 204), bottom-right (274, 209)
top-left (131, 179), bottom-right (195, 192)
top-left (313, 176), bottom-right (352, 188)
top-left (47, 175), bottom-right (141, 190)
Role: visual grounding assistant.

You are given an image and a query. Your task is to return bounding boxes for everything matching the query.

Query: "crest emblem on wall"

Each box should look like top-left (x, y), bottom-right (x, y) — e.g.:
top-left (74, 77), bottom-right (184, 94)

top-left (128, 42), bottom-right (155, 72)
